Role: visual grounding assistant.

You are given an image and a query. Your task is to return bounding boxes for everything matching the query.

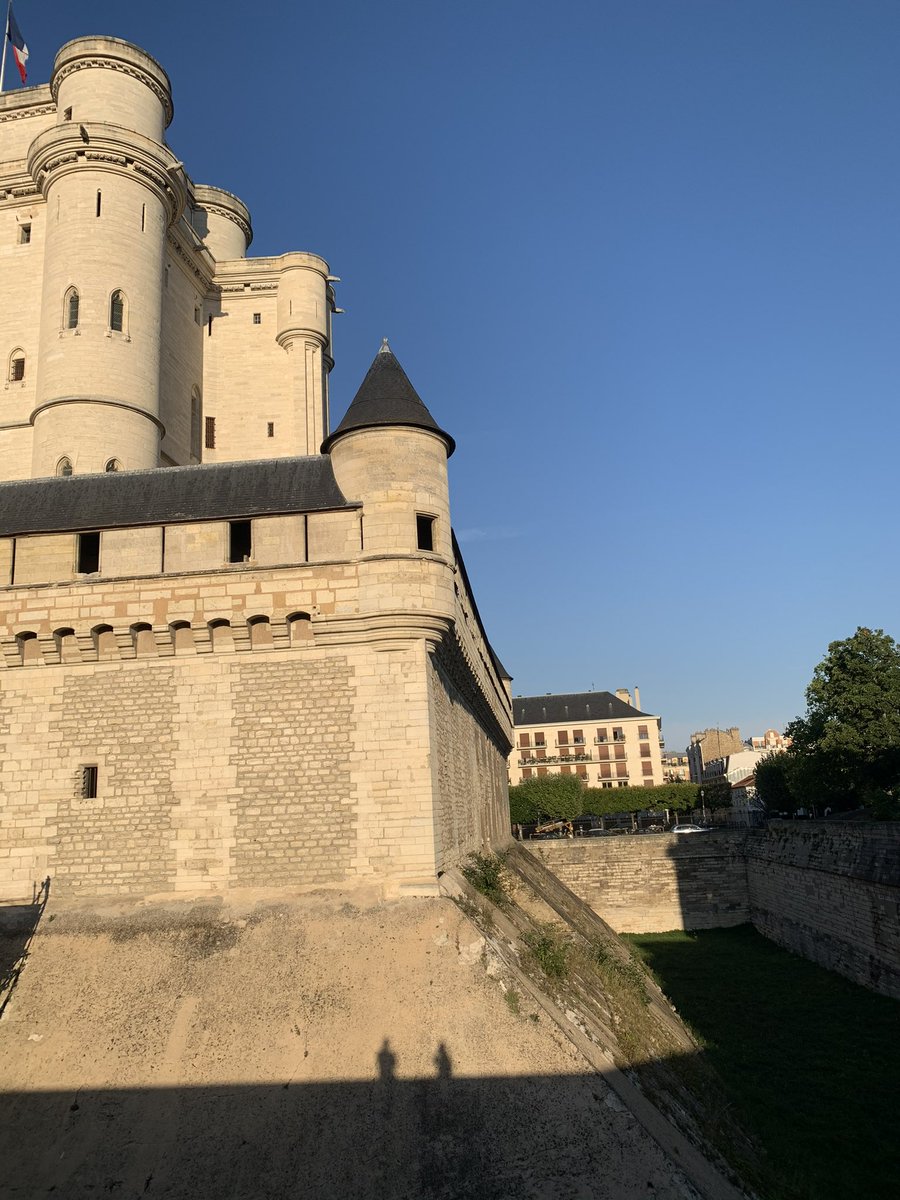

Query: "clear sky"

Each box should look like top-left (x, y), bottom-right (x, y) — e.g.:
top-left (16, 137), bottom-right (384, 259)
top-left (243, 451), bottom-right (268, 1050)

top-left (10, 1), bottom-right (900, 750)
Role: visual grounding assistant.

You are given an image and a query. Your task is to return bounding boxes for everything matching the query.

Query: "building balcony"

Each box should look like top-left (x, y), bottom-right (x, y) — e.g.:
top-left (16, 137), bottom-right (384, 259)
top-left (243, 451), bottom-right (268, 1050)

top-left (519, 753), bottom-right (592, 766)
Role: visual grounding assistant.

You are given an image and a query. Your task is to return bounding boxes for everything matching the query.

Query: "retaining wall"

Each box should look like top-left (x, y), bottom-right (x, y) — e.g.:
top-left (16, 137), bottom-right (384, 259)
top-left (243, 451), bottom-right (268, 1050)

top-left (527, 822), bottom-right (900, 999)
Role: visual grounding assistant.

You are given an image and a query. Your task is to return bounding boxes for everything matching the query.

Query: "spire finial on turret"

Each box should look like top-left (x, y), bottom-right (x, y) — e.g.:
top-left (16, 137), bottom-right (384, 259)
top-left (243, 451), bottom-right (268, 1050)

top-left (379, 337), bottom-right (391, 354)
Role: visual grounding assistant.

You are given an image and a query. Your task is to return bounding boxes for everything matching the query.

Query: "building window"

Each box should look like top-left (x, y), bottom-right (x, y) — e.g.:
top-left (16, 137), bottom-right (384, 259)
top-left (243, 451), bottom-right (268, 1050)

top-left (109, 289), bottom-right (126, 332)
top-left (640, 743), bottom-right (651, 758)
top-left (642, 761), bottom-right (653, 776)
top-left (205, 415), bottom-right (216, 449)
top-left (96, 191), bottom-right (102, 218)
top-left (534, 733), bottom-right (545, 747)
top-left (57, 456), bottom-right (73, 477)
top-left (638, 725), bottom-right (649, 740)
top-left (612, 726), bottom-right (625, 742)
top-left (105, 458), bottom-right (121, 472)
top-left (558, 731), bottom-right (569, 746)
top-left (416, 514), bottom-right (435, 552)
top-left (9, 351), bottom-right (25, 382)
top-left (252, 312), bottom-right (261, 324)
top-left (522, 768), bottom-right (533, 780)
top-left (18, 223), bottom-right (31, 245)
top-left (81, 765), bottom-right (98, 799)
top-left (194, 304), bottom-right (202, 325)
top-left (77, 532), bottom-right (100, 574)
top-left (573, 729), bottom-right (584, 745)
top-left (519, 733), bottom-right (530, 748)
top-left (229, 520), bottom-right (252, 563)
top-left (191, 391), bottom-right (202, 461)
top-left (64, 287), bottom-right (79, 329)
top-left (267, 421), bottom-right (274, 438)
top-left (596, 727), bottom-right (608, 743)
top-left (63, 107), bottom-right (72, 121)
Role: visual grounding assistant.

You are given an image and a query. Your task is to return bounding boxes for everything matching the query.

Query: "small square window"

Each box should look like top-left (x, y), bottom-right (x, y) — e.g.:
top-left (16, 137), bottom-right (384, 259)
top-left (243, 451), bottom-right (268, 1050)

top-left (229, 520), bottom-right (252, 563)
top-left (18, 224), bottom-right (31, 245)
top-left (252, 312), bottom-right (261, 325)
top-left (81, 764), bottom-right (98, 799)
top-left (77, 531), bottom-right (100, 574)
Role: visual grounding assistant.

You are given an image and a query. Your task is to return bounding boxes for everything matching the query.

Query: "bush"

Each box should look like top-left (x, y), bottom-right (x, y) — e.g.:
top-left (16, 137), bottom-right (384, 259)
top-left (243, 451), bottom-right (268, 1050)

top-left (461, 852), bottom-right (509, 908)
top-left (523, 929), bottom-right (569, 979)
top-left (508, 774), bottom-right (586, 823)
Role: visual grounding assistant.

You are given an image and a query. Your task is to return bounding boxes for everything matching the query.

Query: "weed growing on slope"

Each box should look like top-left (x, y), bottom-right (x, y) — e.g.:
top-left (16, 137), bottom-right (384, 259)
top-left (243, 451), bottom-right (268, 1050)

top-left (461, 852), bottom-right (510, 909)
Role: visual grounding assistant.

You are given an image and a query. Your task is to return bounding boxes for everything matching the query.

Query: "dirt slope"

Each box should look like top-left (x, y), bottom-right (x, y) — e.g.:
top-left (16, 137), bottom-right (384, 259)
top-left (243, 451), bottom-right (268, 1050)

top-left (0, 889), bottom-right (704, 1200)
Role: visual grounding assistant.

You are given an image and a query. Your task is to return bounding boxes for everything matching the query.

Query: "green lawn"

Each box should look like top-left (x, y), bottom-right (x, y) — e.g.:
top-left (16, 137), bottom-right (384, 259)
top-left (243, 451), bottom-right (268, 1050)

top-left (626, 926), bottom-right (900, 1200)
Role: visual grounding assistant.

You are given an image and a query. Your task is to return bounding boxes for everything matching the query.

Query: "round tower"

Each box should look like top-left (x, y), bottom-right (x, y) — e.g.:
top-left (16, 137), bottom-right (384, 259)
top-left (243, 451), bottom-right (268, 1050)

top-left (276, 253), bottom-right (334, 456)
top-left (192, 185), bottom-right (252, 261)
top-left (27, 37), bottom-right (185, 477)
top-left (326, 340), bottom-right (454, 562)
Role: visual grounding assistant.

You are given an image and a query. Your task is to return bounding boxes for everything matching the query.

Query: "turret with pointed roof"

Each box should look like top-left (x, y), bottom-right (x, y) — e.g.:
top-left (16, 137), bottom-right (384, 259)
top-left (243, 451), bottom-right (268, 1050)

top-left (322, 340), bottom-right (455, 455)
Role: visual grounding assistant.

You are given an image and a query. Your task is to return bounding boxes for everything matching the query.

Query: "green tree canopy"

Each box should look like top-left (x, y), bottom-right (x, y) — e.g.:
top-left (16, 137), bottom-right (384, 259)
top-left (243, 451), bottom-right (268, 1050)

top-left (786, 627), bottom-right (900, 817)
top-left (508, 777), bottom-right (699, 824)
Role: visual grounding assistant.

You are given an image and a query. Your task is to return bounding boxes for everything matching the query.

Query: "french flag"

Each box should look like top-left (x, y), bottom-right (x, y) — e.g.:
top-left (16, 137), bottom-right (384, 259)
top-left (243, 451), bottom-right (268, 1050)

top-left (7, 6), bottom-right (28, 84)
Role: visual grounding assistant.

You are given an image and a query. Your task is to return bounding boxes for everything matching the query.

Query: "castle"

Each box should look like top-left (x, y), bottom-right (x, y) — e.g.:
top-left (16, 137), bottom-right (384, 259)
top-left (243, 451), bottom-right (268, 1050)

top-left (0, 36), bottom-right (512, 900)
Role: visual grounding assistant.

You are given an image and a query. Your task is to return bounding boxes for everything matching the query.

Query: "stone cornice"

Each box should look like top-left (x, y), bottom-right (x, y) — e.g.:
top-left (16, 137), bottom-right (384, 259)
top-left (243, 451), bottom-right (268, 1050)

top-left (167, 228), bottom-right (216, 291)
top-left (0, 102), bottom-right (55, 125)
top-left (27, 124), bottom-right (187, 224)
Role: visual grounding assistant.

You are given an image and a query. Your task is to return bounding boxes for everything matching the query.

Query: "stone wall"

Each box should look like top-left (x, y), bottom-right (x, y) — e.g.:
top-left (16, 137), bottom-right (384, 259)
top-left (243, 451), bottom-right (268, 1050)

top-left (745, 821), bottom-right (900, 999)
top-left (526, 823), bottom-right (900, 998)
top-left (528, 832), bottom-right (750, 934)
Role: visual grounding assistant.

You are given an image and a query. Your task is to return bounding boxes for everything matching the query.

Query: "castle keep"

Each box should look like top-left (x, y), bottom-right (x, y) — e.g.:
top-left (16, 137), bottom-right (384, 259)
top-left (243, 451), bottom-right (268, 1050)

top-left (0, 36), bottom-right (512, 900)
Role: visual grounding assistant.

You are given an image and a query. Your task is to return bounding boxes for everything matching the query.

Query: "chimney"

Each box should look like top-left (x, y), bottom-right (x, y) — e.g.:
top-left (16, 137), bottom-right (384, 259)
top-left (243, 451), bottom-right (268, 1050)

top-left (615, 688), bottom-right (631, 706)
top-left (634, 686), bottom-right (641, 711)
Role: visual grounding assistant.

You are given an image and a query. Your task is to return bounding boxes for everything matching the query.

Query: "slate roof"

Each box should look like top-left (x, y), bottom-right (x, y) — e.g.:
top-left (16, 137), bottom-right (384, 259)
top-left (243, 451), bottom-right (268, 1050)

top-left (513, 691), bottom-right (653, 727)
top-left (0, 456), bottom-right (358, 537)
top-left (322, 340), bottom-right (455, 455)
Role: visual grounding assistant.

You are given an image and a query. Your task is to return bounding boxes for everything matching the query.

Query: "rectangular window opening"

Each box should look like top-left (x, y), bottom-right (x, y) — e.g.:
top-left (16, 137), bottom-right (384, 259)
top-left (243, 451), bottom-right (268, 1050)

top-left (81, 764), bottom-right (98, 799)
top-left (18, 223), bottom-right (31, 245)
top-left (205, 415), bottom-right (216, 449)
top-left (10, 357), bottom-right (24, 382)
top-left (63, 106), bottom-right (73, 121)
top-left (229, 520), bottom-right (252, 563)
top-left (77, 531), bottom-right (100, 574)
top-left (96, 190), bottom-right (102, 218)
top-left (141, 204), bottom-right (146, 232)
top-left (267, 421), bottom-right (274, 438)
top-left (207, 314), bottom-right (213, 336)
top-left (416, 513), bottom-right (435, 552)
top-left (253, 312), bottom-right (262, 325)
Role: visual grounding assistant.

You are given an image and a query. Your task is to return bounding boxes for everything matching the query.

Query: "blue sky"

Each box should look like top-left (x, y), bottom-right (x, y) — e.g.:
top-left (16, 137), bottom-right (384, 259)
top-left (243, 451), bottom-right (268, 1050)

top-left (11, 2), bottom-right (900, 749)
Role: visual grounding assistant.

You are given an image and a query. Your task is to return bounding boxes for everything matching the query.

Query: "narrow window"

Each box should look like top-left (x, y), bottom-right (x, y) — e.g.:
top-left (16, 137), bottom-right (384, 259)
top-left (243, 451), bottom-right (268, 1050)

top-left (81, 765), bottom-right (98, 799)
top-left (77, 531), bottom-right (100, 574)
top-left (57, 456), bottom-right (73, 477)
top-left (96, 190), bottom-right (102, 217)
top-left (191, 390), bottom-right (202, 461)
top-left (416, 514), bottom-right (435, 552)
top-left (267, 421), bottom-right (274, 438)
top-left (141, 204), bottom-right (146, 232)
top-left (63, 106), bottom-right (73, 121)
top-left (194, 304), bottom-right (202, 325)
top-left (229, 520), bottom-right (252, 563)
top-left (65, 287), bottom-right (79, 329)
top-left (165, 265), bottom-right (170, 289)
top-left (252, 312), bottom-right (261, 325)
top-left (18, 223), bottom-right (31, 245)
top-left (207, 314), bottom-right (213, 336)
top-left (205, 415), bottom-right (216, 449)
top-left (109, 290), bottom-right (125, 332)
top-left (9, 353), bottom-right (25, 382)
top-left (105, 458), bottom-right (120, 472)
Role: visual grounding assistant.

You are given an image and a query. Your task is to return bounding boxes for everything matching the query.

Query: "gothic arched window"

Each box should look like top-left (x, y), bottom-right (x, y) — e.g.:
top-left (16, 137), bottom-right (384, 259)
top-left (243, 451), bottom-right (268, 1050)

top-left (56, 457), bottom-right (73, 477)
top-left (109, 289), bottom-right (126, 333)
top-left (64, 287), bottom-right (79, 329)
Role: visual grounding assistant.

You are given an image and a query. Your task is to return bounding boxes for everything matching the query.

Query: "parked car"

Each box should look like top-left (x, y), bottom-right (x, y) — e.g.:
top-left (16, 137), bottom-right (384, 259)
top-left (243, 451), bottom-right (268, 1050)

top-left (671, 823), bottom-right (711, 834)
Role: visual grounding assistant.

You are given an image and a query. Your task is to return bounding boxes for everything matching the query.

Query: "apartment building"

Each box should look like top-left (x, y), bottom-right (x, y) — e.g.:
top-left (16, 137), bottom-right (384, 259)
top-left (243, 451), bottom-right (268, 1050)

top-left (509, 689), bottom-right (665, 788)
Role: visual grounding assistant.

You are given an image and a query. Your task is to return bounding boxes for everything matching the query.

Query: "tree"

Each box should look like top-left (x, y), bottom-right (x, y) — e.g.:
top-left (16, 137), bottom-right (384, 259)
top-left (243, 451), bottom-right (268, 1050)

top-left (754, 751), bottom-right (794, 812)
top-left (787, 627), bottom-right (900, 817)
top-left (508, 774), bottom-right (586, 824)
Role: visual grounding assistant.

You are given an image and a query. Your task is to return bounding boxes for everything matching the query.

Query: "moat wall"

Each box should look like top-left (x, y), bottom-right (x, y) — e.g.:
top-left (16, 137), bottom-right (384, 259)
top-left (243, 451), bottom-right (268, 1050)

top-left (529, 822), bottom-right (900, 999)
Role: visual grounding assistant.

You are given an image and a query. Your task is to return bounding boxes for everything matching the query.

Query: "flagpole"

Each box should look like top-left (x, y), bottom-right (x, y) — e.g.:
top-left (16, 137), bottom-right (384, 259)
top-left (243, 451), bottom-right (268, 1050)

top-left (0, 0), bottom-right (10, 94)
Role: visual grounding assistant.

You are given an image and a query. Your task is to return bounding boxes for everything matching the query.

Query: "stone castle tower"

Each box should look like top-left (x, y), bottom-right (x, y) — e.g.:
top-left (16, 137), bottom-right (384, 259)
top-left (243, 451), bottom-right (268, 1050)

top-left (0, 36), bottom-right (512, 902)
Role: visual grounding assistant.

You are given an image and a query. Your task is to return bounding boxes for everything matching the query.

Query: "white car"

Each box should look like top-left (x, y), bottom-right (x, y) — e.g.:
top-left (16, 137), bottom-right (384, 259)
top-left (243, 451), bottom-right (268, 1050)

top-left (671, 823), bottom-right (711, 834)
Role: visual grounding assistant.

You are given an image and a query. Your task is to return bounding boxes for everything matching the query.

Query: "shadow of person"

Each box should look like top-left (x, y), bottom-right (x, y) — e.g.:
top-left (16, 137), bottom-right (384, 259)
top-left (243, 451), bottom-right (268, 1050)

top-left (376, 1037), bottom-right (396, 1083)
top-left (434, 1041), bottom-right (452, 1081)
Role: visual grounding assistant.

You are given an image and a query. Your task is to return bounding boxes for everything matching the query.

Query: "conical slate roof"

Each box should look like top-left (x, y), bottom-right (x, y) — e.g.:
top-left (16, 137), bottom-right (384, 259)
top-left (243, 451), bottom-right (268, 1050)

top-left (322, 340), bottom-right (455, 455)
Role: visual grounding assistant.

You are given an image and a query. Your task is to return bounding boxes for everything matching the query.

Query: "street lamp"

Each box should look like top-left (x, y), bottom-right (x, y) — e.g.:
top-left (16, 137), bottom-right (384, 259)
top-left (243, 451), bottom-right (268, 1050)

top-left (700, 788), bottom-right (707, 825)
